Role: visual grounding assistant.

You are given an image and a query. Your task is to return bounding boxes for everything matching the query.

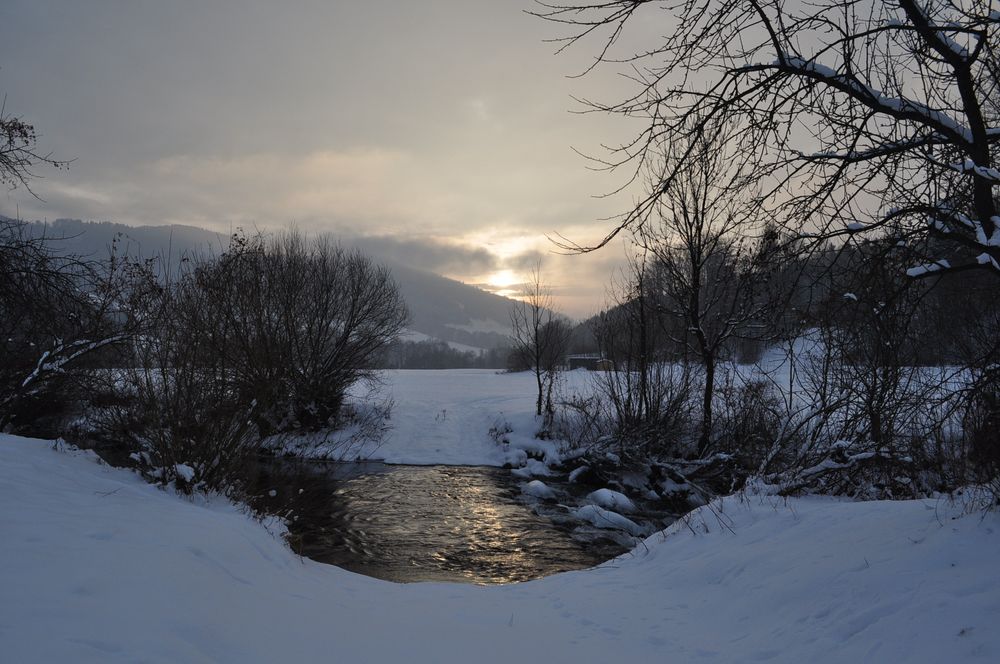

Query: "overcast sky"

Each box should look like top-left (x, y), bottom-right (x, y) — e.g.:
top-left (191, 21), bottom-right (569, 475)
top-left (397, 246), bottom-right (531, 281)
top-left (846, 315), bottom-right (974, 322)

top-left (0, 0), bottom-right (662, 316)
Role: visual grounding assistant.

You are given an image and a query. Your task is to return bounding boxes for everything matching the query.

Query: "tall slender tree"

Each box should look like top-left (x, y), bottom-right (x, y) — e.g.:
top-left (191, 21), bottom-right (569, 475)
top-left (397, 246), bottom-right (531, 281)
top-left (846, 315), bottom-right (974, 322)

top-left (509, 265), bottom-right (572, 419)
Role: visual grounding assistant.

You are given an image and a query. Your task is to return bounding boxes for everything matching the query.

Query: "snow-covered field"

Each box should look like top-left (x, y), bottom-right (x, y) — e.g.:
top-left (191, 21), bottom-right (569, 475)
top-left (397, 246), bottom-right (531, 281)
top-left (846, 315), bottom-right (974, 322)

top-left (272, 369), bottom-right (595, 467)
top-left (274, 340), bottom-right (967, 472)
top-left (5, 368), bottom-right (999, 661)
top-left (2, 434), bottom-right (998, 663)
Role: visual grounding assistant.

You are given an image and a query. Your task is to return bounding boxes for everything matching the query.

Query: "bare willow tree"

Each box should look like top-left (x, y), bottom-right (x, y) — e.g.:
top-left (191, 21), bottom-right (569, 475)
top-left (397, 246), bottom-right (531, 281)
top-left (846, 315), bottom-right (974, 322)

top-left (184, 231), bottom-right (409, 434)
top-left (534, 1), bottom-right (1000, 277)
top-left (510, 265), bottom-right (573, 420)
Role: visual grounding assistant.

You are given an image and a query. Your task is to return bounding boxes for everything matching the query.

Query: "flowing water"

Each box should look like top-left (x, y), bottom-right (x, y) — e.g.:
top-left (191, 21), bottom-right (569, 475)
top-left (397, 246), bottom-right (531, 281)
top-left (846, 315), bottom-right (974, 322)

top-left (250, 459), bottom-right (636, 584)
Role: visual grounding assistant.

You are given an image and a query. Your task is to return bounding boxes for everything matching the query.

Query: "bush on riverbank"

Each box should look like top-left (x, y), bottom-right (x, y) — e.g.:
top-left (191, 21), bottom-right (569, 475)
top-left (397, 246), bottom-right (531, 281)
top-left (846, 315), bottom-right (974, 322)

top-left (89, 231), bottom-right (406, 492)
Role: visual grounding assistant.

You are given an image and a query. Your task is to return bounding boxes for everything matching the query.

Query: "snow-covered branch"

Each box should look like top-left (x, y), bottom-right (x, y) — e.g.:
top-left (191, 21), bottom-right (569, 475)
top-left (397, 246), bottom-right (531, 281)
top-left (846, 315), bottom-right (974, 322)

top-left (18, 335), bottom-right (127, 392)
top-left (770, 54), bottom-right (973, 144)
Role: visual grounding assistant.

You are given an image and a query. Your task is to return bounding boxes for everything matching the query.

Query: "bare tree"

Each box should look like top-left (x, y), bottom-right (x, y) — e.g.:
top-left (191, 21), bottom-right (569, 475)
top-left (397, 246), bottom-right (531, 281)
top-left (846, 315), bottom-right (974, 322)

top-left (531, 0), bottom-right (1000, 493)
top-left (638, 126), bottom-right (787, 455)
top-left (98, 231), bottom-right (409, 490)
top-left (98, 273), bottom-right (260, 492)
top-left (533, 0), bottom-right (1000, 278)
top-left (1, 103), bottom-right (68, 195)
top-left (0, 219), bottom-right (149, 433)
top-left (592, 252), bottom-right (694, 456)
top-left (186, 231), bottom-right (409, 434)
top-left (509, 265), bottom-right (573, 420)
top-left (0, 99), bottom-right (88, 431)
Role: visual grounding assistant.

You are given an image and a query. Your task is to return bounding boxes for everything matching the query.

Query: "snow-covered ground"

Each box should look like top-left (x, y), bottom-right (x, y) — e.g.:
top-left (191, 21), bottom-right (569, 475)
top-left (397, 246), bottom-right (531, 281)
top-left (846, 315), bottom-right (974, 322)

top-left (274, 342), bottom-right (966, 471)
top-left (272, 369), bottom-right (593, 467)
top-left (2, 434), bottom-right (998, 663)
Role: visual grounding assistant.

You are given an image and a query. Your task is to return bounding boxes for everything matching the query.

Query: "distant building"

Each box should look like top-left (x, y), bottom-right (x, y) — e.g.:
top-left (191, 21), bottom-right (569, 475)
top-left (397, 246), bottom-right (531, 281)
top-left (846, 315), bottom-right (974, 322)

top-left (566, 353), bottom-right (614, 371)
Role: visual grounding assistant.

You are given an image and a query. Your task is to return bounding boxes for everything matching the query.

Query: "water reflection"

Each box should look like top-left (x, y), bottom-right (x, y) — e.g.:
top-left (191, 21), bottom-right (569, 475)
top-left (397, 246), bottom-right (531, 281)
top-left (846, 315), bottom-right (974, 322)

top-left (251, 460), bottom-right (628, 584)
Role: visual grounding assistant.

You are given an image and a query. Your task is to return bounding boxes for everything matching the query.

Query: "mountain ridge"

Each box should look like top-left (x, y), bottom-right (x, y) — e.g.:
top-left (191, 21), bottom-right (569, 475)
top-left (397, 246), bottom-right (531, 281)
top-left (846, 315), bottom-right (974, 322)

top-left (11, 217), bottom-right (517, 350)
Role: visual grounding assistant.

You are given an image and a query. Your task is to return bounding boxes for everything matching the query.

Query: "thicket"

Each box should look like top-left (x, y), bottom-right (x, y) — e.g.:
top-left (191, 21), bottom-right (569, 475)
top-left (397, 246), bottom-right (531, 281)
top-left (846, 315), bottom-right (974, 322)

top-left (552, 243), bottom-right (999, 504)
top-left (93, 231), bottom-right (408, 491)
top-left (530, 0), bottom-right (1000, 504)
top-left (0, 217), bottom-right (408, 494)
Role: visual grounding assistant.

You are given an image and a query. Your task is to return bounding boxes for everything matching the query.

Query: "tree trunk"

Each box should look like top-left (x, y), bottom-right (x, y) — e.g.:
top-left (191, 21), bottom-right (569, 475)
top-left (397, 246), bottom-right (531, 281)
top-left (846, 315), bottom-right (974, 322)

top-left (699, 355), bottom-right (715, 457)
top-left (535, 367), bottom-right (544, 417)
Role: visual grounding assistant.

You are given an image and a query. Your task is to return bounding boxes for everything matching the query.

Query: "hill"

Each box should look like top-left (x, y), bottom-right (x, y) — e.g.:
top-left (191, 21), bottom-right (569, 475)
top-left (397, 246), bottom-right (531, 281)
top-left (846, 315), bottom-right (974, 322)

top-left (13, 218), bottom-right (517, 350)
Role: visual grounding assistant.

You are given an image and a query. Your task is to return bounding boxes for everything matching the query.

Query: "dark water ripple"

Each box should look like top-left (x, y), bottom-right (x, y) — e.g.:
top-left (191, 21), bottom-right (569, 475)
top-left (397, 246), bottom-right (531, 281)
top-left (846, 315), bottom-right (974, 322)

top-left (251, 460), bottom-right (631, 584)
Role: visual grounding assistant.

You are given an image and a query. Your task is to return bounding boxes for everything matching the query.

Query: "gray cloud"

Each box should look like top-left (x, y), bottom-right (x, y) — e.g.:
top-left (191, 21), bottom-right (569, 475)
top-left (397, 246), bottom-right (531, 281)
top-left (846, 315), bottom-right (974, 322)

top-left (348, 234), bottom-right (499, 277)
top-left (504, 249), bottom-right (547, 271)
top-left (1, 0), bottom-right (643, 317)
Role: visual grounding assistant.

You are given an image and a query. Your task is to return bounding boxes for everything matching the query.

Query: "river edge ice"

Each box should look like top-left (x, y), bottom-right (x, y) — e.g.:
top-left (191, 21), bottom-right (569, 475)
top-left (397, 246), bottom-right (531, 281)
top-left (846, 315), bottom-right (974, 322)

top-left (2, 432), bottom-right (998, 663)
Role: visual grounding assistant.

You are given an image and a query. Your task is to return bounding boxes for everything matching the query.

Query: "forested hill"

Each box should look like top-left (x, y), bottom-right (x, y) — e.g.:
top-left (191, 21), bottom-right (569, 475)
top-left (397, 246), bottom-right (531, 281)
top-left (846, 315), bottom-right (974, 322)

top-left (12, 218), bottom-right (516, 350)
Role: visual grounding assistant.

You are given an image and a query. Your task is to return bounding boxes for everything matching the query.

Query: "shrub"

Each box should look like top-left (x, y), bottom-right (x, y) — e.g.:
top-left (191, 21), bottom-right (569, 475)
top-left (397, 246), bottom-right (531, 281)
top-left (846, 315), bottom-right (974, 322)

top-left (714, 378), bottom-right (783, 472)
top-left (962, 377), bottom-right (1000, 502)
top-left (96, 231), bottom-right (407, 492)
top-left (189, 231), bottom-right (408, 434)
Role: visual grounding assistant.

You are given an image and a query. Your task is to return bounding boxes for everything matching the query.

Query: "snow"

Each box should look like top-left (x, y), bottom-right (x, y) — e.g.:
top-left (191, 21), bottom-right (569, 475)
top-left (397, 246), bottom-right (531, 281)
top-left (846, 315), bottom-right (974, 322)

top-left (2, 435), bottom-right (999, 662)
top-left (174, 463), bottom-right (196, 483)
top-left (777, 55), bottom-right (973, 141)
top-left (443, 317), bottom-right (511, 336)
top-left (933, 27), bottom-right (970, 59)
top-left (376, 370), bottom-right (520, 462)
top-left (512, 457), bottom-right (553, 478)
top-left (446, 340), bottom-right (486, 354)
top-left (906, 259), bottom-right (951, 277)
top-left (977, 253), bottom-right (1000, 270)
top-left (282, 343), bottom-right (973, 484)
top-left (573, 504), bottom-right (646, 536)
top-left (282, 350), bottom-right (965, 476)
top-left (950, 158), bottom-right (1000, 182)
top-left (271, 370), bottom-right (591, 467)
top-left (399, 328), bottom-right (433, 343)
top-left (399, 329), bottom-right (485, 353)
top-left (522, 479), bottom-right (557, 499)
top-left (586, 488), bottom-right (638, 513)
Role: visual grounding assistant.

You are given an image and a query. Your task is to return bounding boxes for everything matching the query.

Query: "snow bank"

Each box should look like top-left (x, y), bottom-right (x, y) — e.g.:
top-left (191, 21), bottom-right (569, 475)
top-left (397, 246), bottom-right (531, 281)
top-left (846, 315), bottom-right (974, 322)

top-left (265, 351), bottom-right (970, 474)
top-left (586, 488), bottom-right (637, 513)
top-left (2, 435), bottom-right (999, 663)
top-left (573, 504), bottom-right (646, 536)
top-left (522, 480), bottom-right (557, 500)
top-left (174, 463), bottom-right (196, 483)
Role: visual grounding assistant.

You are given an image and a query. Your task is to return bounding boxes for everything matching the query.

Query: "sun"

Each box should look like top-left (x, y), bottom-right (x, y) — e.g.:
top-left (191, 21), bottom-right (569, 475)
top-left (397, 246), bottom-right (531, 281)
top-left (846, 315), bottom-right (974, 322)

top-left (485, 269), bottom-right (520, 289)
top-left (479, 269), bottom-right (524, 298)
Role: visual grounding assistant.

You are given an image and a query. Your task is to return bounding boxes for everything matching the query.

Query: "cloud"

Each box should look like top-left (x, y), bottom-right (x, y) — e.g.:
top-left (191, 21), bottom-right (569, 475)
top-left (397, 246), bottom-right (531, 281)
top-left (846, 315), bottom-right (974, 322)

top-left (144, 148), bottom-right (420, 228)
top-left (348, 234), bottom-right (499, 276)
top-left (2, 0), bottom-right (656, 318)
top-left (504, 249), bottom-right (547, 271)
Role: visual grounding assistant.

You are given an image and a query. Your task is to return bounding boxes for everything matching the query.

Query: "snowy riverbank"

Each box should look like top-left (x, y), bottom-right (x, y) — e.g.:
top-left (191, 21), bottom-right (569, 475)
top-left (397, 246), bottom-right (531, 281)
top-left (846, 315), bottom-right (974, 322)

top-left (266, 369), bottom-right (592, 467)
top-left (3, 434), bottom-right (998, 663)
